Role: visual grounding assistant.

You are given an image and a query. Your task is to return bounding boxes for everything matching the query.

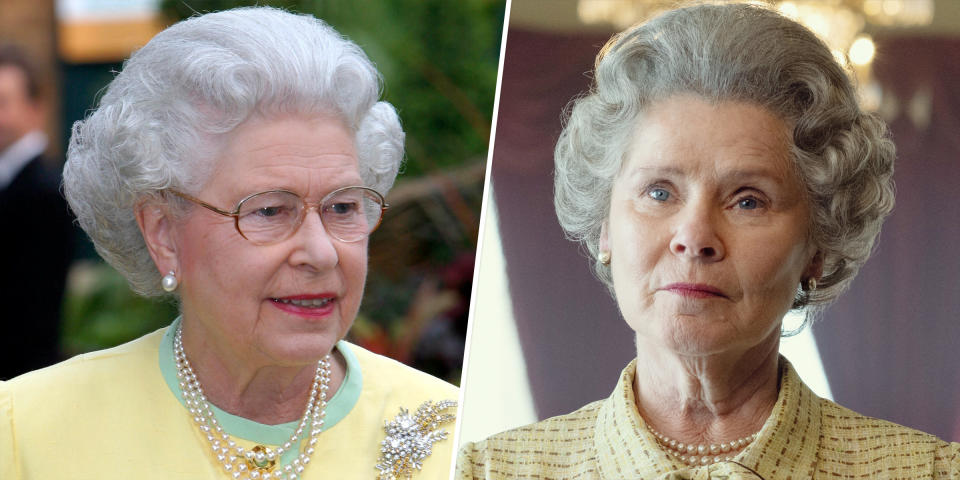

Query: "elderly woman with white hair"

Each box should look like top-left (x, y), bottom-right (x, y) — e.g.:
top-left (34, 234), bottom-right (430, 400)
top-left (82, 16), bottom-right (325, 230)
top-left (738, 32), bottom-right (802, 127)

top-left (458, 3), bottom-right (958, 479)
top-left (0, 7), bottom-right (456, 480)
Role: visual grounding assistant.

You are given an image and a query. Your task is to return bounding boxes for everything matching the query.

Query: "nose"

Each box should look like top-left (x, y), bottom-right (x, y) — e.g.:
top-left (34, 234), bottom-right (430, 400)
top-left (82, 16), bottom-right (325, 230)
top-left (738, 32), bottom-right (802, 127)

top-left (287, 207), bottom-right (339, 272)
top-left (668, 201), bottom-right (725, 262)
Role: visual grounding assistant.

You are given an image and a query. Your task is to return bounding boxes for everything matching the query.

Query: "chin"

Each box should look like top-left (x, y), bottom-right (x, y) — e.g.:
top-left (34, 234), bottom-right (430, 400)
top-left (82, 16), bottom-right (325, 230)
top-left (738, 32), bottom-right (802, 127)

top-left (649, 316), bottom-right (742, 356)
top-left (263, 334), bottom-right (339, 366)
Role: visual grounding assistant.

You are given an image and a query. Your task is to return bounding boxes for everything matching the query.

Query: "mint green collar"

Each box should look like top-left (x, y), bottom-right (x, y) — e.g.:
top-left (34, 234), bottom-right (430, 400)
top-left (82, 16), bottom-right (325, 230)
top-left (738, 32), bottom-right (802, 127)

top-left (158, 317), bottom-right (362, 448)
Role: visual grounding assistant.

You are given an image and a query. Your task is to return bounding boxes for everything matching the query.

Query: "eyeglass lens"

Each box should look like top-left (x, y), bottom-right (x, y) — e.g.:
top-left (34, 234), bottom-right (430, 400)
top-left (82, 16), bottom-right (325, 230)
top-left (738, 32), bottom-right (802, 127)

top-left (236, 187), bottom-right (382, 244)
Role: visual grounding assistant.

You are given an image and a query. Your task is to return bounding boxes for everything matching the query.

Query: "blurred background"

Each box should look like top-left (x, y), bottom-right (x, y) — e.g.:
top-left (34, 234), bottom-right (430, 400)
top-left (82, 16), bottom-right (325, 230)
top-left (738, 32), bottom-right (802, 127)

top-left (460, 0), bottom-right (960, 446)
top-left (0, 0), bottom-right (505, 384)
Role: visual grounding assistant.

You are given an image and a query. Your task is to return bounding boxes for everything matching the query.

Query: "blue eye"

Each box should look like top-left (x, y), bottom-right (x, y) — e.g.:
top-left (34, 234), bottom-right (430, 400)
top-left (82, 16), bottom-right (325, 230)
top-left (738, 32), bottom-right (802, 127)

top-left (256, 206), bottom-right (281, 217)
top-left (327, 202), bottom-right (357, 215)
top-left (252, 205), bottom-right (297, 218)
top-left (648, 188), bottom-right (670, 202)
top-left (738, 197), bottom-right (760, 210)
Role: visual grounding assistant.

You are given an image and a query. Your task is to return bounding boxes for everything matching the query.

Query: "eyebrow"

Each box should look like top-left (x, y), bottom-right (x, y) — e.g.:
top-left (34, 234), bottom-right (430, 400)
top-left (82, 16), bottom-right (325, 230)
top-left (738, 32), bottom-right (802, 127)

top-left (624, 165), bottom-right (789, 187)
top-left (719, 168), bottom-right (787, 186)
top-left (622, 165), bottom-right (684, 181)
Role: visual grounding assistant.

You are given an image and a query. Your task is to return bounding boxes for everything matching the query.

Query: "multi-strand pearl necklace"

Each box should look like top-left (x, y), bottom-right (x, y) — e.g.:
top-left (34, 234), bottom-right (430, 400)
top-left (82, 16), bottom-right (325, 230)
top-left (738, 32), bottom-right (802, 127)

top-left (646, 424), bottom-right (759, 466)
top-left (174, 325), bottom-right (331, 480)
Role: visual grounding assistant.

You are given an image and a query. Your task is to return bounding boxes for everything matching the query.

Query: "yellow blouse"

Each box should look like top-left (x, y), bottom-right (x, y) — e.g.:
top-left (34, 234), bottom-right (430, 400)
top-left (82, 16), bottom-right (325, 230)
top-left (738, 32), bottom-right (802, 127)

top-left (1, 324), bottom-right (458, 479)
top-left (457, 358), bottom-right (960, 479)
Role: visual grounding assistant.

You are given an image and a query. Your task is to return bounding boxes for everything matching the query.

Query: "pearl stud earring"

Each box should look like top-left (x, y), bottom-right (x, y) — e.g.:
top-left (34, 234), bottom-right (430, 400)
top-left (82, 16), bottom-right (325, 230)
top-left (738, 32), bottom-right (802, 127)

top-left (161, 271), bottom-right (178, 292)
top-left (598, 251), bottom-right (611, 265)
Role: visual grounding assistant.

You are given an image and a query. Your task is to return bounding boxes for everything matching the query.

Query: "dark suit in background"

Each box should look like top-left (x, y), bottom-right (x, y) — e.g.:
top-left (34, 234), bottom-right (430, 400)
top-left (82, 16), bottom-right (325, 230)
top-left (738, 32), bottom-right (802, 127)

top-left (0, 153), bottom-right (73, 379)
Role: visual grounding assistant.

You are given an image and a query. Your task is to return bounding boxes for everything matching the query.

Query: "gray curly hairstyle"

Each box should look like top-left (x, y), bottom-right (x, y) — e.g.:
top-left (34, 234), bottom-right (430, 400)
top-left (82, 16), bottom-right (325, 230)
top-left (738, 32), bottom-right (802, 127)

top-left (554, 3), bottom-right (895, 310)
top-left (64, 7), bottom-right (404, 297)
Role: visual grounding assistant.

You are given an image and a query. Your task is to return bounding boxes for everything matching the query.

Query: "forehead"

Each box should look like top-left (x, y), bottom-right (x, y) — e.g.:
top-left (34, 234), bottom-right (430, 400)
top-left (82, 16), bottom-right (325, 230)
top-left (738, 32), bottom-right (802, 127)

top-left (205, 114), bottom-right (361, 198)
top-left (622, 95), bottom-right (794, 181)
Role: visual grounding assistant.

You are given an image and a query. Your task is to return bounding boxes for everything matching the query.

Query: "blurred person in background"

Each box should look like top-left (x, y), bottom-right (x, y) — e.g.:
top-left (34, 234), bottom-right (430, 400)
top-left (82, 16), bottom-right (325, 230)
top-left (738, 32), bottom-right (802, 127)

top-left (0, 8), bottom-right (456, 479)
top-left (0, 44), bottom-right (74, 380)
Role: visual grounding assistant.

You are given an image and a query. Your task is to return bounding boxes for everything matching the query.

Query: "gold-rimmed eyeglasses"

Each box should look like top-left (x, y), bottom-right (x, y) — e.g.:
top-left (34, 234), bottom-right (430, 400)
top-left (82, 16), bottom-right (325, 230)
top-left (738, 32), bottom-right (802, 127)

top-left (169, 186), bottom-right (388, 245)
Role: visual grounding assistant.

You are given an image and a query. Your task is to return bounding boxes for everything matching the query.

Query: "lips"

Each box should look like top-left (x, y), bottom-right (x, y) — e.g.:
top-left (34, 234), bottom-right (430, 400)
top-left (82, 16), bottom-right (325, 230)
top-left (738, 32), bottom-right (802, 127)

top-left (274, 297), bottom-right (333, 307)
top-left (270, 294), bottom-right (337, 316)
top-left (660, 283), bottom-right (727, 299)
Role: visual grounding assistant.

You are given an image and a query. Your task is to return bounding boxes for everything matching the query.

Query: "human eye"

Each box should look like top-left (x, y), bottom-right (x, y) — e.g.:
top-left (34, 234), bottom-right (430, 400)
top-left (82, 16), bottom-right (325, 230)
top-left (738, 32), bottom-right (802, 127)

top-left (253, 205), bottom-right (291, 217)
top-left (642, 183), bottom-right (673, 203)
top-left (737, 197), bottom-right (760, 210)
top-left (239, 192), bottom-right (299, 221)
top-left (649, 188), bottom-right (670, 201)
top-left (329, 201), bottom-right (356, 213)
top-left (241, 204), bottom-right (297, 226)
top-left (731, 189), bottom-right (768, 211)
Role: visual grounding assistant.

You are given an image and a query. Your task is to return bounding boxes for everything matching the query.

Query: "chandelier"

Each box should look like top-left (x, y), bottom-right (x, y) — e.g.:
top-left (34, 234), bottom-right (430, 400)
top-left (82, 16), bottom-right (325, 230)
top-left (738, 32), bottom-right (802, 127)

top-left (577, 0), bottom-right (934, 111)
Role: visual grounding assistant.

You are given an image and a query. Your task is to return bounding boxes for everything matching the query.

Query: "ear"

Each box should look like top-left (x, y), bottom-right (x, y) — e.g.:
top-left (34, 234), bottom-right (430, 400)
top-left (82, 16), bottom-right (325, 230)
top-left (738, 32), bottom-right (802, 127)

top-left (804, 250), bottom-right (824, 281)
top-left (599, 221), bottom-right (610, 254)
top-left (135, 198), bottom-right (180, 276)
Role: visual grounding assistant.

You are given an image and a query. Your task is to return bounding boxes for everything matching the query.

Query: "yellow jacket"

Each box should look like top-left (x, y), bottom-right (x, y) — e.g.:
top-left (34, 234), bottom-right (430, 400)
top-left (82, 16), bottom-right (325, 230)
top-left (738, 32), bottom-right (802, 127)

top-left (1, 323), bottom-right (458, 479)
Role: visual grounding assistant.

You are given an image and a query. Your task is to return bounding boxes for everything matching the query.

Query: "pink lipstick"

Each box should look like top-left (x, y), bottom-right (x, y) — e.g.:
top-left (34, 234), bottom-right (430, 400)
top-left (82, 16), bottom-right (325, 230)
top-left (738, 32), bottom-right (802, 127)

top-left (660, 283), bottom-right (726, 299)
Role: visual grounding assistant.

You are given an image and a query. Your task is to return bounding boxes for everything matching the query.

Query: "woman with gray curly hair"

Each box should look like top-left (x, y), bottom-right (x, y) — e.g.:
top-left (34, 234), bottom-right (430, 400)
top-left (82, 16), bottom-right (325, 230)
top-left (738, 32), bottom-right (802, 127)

top-left (0, 7), bottom-right (456, 480)
top-left (458, 3), bottom-right (958, 479)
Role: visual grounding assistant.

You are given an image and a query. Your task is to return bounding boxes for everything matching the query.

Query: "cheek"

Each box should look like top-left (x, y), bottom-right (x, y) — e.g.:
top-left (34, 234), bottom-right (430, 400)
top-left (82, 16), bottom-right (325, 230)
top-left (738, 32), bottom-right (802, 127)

top-left (335, 246), bottom-right (368, 335)
top-left (736, 240), bottom-right (808, 305)
top-left (176, 219), bottom-right (266, 298)
top-left (608, 215), bottom-right (664, 316)
top-left (176, 214), bottom-right (238, 259)
top-left (338, 243), bottom-right (369, 299)
top-left (610, 214), bottom-right (663, 278)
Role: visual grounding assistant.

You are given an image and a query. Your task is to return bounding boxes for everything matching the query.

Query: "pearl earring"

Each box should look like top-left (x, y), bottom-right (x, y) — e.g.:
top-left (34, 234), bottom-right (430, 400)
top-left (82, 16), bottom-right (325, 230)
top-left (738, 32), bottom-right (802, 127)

top-left (161, 271), bottom-right (178, 292)
top-left (806, 277), bottom-right (817, 292)
top-left (598, 251), bottom-right (611, 265)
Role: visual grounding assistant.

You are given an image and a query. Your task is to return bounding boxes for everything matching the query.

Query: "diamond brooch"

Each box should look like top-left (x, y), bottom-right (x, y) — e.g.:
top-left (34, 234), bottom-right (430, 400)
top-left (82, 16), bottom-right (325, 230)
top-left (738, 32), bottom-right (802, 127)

top-left (375, 399), bottom-right (457, 479)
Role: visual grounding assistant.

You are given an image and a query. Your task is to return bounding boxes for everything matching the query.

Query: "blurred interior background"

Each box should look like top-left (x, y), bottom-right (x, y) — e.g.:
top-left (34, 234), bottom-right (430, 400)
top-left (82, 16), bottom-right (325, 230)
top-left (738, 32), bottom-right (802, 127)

top-left (461, 0), bottom-right (960, 446)
top-left (0, 0), bottom-right (505, 385)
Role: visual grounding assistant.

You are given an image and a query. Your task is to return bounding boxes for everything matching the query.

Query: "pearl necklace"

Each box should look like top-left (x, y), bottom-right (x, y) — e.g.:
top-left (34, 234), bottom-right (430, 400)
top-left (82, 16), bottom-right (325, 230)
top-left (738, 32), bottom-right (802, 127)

top-left (646, 424), bottom-right (758, 466)
top-left (174, 325), bottom-right (331, 480)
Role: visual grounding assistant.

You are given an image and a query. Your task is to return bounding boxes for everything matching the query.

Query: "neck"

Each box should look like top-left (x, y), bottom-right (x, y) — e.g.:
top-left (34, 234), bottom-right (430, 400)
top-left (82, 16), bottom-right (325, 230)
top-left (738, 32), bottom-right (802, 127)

top-left (179, 318), bottom-right (346, 425)
top-left (633, 328), bottom-right (781, 446)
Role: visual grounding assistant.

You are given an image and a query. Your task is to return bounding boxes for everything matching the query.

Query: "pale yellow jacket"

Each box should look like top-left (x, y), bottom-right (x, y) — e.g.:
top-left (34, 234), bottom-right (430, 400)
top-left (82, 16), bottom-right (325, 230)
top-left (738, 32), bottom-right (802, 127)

top-left (1, 324), bottom-right (458, 479)
top-left (458, 358), bottom-right (960, 479)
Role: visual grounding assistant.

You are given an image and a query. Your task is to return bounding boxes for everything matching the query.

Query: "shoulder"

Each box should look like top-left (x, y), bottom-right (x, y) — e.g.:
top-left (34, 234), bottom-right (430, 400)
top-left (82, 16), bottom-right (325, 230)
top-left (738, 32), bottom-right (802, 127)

top-left (1, 329), bottom-right (171, 478)
top-left (7, 155), bottom-right (61, 192)
top-left (6, 328), bottom-right (166, 404)
top-left (344, 341), bottom-right (458, 401)
top-left (0, 381), bottom-right (16, 479)
top-left (0, 155), bottom-right (65, 217)
top-left (817, 397), bottom-right (960, 478)
top-left (456, 400), bottom-right (603, 479)
top-left (480, 399), bottom-right (603, 446)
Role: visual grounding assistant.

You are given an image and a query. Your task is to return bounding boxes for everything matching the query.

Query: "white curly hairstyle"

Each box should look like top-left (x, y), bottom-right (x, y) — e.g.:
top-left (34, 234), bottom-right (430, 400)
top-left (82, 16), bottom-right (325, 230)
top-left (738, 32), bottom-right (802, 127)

top-left (63, 7), bottom-right (404, 297)
top-left (554, 3), bottom-right (895, 311)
